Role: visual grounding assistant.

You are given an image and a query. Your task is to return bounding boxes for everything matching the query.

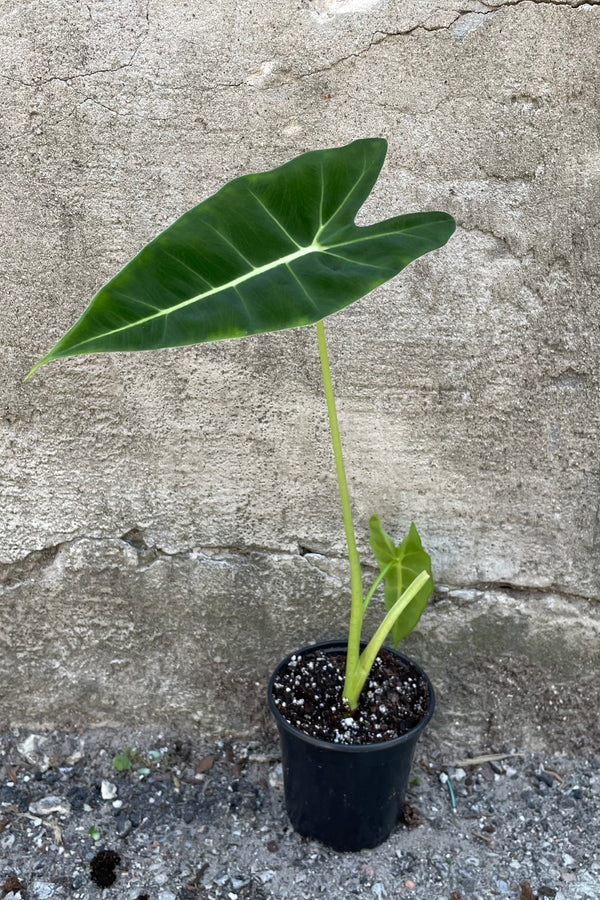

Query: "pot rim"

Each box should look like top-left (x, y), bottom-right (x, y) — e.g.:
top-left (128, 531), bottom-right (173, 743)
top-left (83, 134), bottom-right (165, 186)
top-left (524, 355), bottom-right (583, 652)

top-left (268, 639), bottom-right (435, 753)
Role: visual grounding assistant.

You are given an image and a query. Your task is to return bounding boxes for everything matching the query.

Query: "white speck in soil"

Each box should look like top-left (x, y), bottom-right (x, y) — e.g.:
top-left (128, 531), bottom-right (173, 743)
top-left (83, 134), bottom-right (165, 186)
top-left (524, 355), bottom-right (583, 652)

top-left (271, 649), bottom-right (430, 744)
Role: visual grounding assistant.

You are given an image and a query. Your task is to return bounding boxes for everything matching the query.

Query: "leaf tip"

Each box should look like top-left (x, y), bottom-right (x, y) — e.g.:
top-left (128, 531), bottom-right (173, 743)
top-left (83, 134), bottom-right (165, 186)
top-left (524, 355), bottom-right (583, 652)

top-left (408, 521), bottom-right (423, 543)
top-left (24, 356), bottom-right (49, 381)
top-left (444, 211), bottom-right (457, 236)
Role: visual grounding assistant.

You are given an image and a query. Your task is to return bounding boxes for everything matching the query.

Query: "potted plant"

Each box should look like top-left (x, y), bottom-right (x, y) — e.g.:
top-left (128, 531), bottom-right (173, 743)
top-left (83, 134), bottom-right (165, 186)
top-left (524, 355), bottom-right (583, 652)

top-left (28, 138), bottom-right (455, 850)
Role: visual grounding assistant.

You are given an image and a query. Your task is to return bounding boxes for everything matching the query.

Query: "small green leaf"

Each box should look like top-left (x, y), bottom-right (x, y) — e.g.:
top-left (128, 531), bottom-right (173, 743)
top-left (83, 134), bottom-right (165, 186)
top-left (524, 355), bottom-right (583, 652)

top-left (369, 517), bottom-right (433, 646)
top-left (88, 825), bottom-right (101, 841)
top-left (137, 767), bottom-right (151, 779)
top-left (112, 752), bottom-right (133, 772)
top-left (368, 514), bottom-right (396, 564)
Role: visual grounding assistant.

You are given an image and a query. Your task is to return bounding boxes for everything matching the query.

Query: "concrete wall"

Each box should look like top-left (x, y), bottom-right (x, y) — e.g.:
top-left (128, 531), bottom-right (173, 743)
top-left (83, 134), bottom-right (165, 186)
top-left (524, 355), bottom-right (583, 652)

top-left (1, 0), bottom-right (599, 751)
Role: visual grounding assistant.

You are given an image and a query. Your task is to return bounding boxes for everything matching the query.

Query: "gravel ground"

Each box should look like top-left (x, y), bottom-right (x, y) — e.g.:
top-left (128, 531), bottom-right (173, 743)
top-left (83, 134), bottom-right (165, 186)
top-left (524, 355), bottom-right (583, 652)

top-left (1, 727), bottom-right (598, 900)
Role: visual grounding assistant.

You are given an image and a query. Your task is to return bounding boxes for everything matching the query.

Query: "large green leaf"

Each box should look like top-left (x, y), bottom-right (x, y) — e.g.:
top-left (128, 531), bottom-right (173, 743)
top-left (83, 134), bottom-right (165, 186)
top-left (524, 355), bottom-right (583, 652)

top-left (369, 515), bottom-right (433, 646)
top-left (29, 138), bottom-right (455, 376)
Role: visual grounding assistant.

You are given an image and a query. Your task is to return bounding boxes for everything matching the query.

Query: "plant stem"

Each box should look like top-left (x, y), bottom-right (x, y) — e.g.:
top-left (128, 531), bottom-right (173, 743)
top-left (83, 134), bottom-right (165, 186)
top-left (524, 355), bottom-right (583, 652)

top-left (316, 320), bottom-right (364, 680)
top-left (343, 569), bottom-right (431, 709)
top-left (362, 561), bottom-right (393, 613)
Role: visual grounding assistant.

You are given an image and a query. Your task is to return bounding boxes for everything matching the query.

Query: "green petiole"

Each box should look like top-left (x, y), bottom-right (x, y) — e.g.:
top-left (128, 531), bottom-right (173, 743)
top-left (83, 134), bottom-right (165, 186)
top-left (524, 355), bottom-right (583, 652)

top-left (316, 319), bottom-right (431, 712)
top-left (343, 570), bottom-right (430, 710)
top-left (363, 561), bottom-right (393, 613)
top-left (316, 319), bottom-right (364, 688)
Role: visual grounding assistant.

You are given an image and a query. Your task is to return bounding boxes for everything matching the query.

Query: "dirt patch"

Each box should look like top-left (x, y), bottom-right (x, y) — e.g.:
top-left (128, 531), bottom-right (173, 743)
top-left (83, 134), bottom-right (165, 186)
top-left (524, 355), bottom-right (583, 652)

top-left (90, 849), bottom-right (121, 887)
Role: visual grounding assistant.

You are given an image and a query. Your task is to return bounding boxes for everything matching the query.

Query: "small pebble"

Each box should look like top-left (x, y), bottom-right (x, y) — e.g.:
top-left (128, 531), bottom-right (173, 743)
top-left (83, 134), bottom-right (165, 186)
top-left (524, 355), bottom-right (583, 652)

top-left (268, 764), bottom-right (283, 789)
top-left (101, 780), bottom-right (118, 800)
top-left (30, 883), bottom-right (56, 900)
top-left (28, 796), bottom-right (71, 816)
top-left (17, 735), bottom-right (51, 772)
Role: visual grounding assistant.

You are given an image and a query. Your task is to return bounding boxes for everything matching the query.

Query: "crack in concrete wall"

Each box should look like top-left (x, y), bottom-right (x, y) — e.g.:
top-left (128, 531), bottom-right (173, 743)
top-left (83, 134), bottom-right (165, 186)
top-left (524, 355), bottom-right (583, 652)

top-left (310, 0), bottom-right (593, 17)
top-left (0, 545), bottom-right (62, 589)
top-left (0, 43), bottom-right (143, 89)
top-left (6, 0), bottom-right (593, 97)
top-left (249, 0), bottom-right (597, 89)
top-left (480, 0), bottom-right (595, 8)
top-left (1, 535), bottom-right (597, 603)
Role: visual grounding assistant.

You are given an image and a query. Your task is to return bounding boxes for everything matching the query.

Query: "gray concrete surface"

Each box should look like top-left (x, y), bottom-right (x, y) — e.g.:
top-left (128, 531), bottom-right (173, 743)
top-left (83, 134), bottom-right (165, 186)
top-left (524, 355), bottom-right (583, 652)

top-left (1, 0), bottom-right (599, 736)
top-left (2, 727), bottom-right (600, 900)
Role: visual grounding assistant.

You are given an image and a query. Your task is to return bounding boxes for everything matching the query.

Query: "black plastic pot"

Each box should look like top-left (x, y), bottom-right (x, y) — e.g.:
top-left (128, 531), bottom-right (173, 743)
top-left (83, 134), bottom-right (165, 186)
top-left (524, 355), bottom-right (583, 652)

top-left (268, 640), bottom-right (435, 852)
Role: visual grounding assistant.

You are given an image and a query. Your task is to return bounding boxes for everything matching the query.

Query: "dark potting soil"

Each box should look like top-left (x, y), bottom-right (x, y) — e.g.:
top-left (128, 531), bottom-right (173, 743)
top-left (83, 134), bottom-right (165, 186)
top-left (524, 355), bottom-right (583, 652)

top-left (271, 648), bottom-right (430, 744)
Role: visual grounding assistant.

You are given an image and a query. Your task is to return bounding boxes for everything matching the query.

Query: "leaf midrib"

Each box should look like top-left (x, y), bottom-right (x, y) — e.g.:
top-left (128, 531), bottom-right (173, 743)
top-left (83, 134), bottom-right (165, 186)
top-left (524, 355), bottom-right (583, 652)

top-left (61, 218), bottom-right (431, 355)
top-left (61, 242), bottom-right (319, 354)
top-left (54, 160), bottom-right (377, 355)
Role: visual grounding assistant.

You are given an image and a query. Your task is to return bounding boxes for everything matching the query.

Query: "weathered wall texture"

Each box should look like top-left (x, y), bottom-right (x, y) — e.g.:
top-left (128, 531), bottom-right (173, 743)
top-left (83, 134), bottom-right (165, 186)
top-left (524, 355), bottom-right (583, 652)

top-left (1, 0), bottom-right (599, 749)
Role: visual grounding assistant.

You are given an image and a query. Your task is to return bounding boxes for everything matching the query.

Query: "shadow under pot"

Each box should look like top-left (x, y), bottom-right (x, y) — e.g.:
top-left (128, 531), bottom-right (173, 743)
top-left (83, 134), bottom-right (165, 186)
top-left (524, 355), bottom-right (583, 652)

top-left (268, 639), bottom-right (435, 852)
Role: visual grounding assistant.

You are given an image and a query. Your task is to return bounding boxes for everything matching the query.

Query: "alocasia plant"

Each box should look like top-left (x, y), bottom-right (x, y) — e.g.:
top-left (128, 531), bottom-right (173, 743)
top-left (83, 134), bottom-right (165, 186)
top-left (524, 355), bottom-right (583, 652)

top-left (28, 138), bottom-right (455, 712)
